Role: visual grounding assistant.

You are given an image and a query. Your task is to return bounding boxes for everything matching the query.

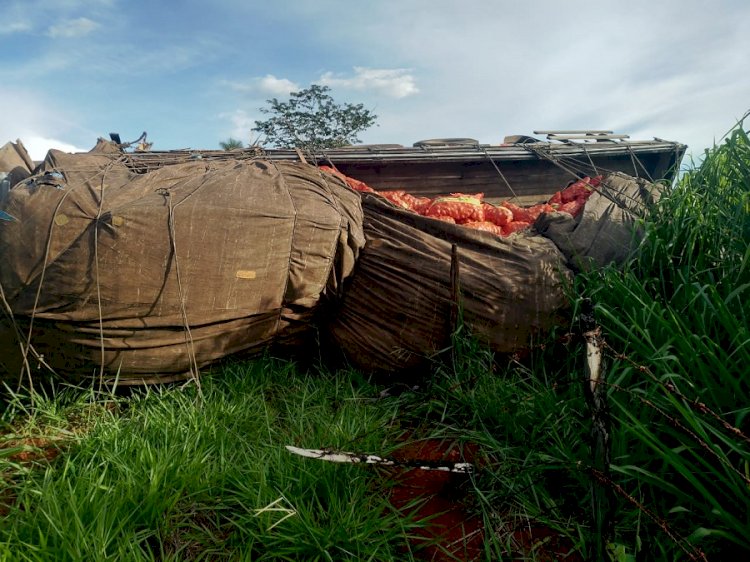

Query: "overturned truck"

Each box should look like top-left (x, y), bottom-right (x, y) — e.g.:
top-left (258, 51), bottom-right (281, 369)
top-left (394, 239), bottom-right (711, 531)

top-left (0, 133), bottom-right (684, 385)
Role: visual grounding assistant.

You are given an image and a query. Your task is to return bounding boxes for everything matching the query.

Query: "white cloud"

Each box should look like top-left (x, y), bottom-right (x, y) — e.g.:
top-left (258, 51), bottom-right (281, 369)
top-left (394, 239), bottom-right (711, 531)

top-left (225, 75), bottom-right (300, 97)
top-left (0, 21), bottom-right (32, 35)
top-left (257, 75), bottom-right (299, 96)
top-left (326, 1), bottom-right (750, 157)
top-left (47, 17), bottom-right (98, 38)
top-left (218, 109), bottom-right (258, 142)
top-left (318, 67), bottom-right (418, 98)
top-left (0, 89), bottom-right (92, 160)
top-left (22, 137), bottom-right (87, 161)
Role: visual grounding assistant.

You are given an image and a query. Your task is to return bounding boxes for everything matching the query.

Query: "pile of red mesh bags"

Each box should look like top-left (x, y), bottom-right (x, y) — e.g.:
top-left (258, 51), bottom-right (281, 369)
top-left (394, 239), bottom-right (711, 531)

top-left (319, 165), bottom-right (602, 237)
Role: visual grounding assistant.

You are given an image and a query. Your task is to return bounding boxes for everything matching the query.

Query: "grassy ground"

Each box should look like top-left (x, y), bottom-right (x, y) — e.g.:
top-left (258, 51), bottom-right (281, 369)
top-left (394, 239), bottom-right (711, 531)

top-left (0, 344), bottom-right (590, 561)
top-left (1, 361), bottom-right (428, 561)
top-left (1, 117), bottom-right (748, 561)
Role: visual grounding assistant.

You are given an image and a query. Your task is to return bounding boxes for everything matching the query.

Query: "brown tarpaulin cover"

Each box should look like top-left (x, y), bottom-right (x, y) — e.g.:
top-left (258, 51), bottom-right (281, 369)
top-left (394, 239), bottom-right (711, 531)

top-left (1, 149), bottom-right (651, 385)
top-left (0, 140), bottom-right (35, 199)
top-left (326, 195), bottom-right (573, 375)
top-left (0, 152), bottom-right (364, 384)
top-left (535, 172), bottom-right (662, 271)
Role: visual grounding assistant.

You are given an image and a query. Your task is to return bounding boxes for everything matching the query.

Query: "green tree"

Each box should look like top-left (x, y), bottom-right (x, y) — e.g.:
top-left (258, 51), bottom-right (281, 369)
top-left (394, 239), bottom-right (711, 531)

top-left (252, 84), bottom-right (377, 150)
top-left (219, 138), bottom-right (244, 150)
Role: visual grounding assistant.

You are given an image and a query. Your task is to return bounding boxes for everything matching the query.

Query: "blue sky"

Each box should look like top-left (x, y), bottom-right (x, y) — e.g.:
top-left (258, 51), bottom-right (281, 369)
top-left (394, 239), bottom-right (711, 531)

top-left (1, 0), bottom-right (748, 160)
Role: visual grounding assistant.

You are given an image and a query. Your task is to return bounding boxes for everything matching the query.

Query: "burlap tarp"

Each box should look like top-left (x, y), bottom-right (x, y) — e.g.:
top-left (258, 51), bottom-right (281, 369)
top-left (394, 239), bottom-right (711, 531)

top-left (0, 152), bottom-right (364, 385)
top-left (535, 172), bottom-right (662, 271)
top-left (0, 140), bottom-right (35, 201)
top-left (325, 195), bottom-right (573, 376)
top-left (1, 146), bottom-right (658, 386)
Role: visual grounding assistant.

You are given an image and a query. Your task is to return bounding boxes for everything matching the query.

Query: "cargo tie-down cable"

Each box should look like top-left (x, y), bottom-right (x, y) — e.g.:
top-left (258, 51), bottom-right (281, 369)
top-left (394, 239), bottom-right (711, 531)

top-left (480, 146), bottom-right (519, 200)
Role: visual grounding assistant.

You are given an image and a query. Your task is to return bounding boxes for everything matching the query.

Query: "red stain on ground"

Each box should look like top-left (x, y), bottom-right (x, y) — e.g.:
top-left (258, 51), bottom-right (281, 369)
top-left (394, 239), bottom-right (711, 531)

top-left (387, 439), bottom-right (484, 561)
top-left (386, 439), bottom-right (582, 562)
top-left (3, 437), bottom-right (63, 463)
top-left (0, 436), bottom-right (65, 517)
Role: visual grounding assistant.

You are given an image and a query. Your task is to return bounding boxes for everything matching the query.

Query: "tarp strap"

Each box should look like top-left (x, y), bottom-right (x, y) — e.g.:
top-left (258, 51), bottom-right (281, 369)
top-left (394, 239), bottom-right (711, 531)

top-left (21, 173), bottom-right (86, 385)
top-left (626, 145), bottom-right (654, 182)
top-left (580, 144), bottom-right (600, 177)
top-left (0, 282), bottom-right (40, 389)
top-left (521, 144), bottom-right (589, 180)
top-left (161, 184), bottom-right (203, 395)
top-left (481, 147), bottom-right (519, 200)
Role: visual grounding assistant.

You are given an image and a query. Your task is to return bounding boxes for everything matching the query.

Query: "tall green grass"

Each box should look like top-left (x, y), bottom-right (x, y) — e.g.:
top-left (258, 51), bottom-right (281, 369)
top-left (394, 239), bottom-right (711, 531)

top-left (1, 361), bottom-right (424, 561)
top-left (577, 120), bottom-right (750, 559)
top-left (412, 322), bottom-right (592, 560)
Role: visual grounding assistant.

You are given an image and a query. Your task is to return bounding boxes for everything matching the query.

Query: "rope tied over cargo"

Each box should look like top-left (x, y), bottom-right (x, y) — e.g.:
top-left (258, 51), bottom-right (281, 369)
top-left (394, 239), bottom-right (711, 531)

top-left (480, 147), bottom-right (519, 200)
top-left (160, 186), bottom-right (203, 397)
top-left (19, 157), bottom-right (128, 389)
top-left (92, 159), bottom-right (117, 390)
top-left (520, 142), bottom-right (598, 181)
top-left (626, 144), bottom-right (654, 182)
top-left (579, 143), bottom-right (600, 177)
top-left (0, 281), bottom-right (41, 390)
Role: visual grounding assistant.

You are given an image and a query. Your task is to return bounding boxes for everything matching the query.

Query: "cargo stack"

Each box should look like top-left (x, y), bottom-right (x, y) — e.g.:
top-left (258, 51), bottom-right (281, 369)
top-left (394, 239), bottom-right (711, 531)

top-left (0, 148), bottom-right (364, 384)
top-left (0, 141), bottom-right (664, 385)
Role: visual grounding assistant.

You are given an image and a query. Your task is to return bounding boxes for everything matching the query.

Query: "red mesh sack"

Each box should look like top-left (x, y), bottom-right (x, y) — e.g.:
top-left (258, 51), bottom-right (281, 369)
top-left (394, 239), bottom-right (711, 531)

top-left (502, 221), bottom-right (532, 236)
top-left (405, 194), bottom-right (432, 214)
top-left (527, 203), bottom-right (556, 222)
top-left (425, 193), bottom-right (484, 223)
top-left (561, 177), bottom-right (594, 202)
top-left (482, 203), bottom-right (513, 227)
top-left (379, 190), bottom-right (412, 209)
top-left (431, 215), bottom-right (456, 224)
top-left (557, 199), bottom-right (586, 217)
top-left (319, 165), bottom-right (376, 192)
top-left (463, 221), bottom-right (503, 236)
top-left (501, 202), bottom-right (534, 223)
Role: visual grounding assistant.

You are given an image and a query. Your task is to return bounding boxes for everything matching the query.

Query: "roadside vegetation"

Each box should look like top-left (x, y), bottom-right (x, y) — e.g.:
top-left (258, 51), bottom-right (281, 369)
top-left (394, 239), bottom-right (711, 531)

top-left (1, 118), bottom-right (748, 561)
top-left (574, 120), bottom-right (750, 560)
